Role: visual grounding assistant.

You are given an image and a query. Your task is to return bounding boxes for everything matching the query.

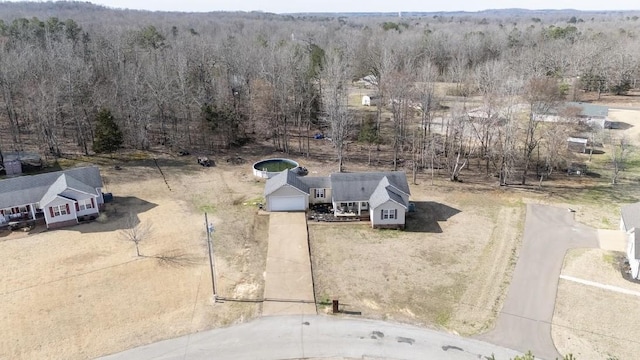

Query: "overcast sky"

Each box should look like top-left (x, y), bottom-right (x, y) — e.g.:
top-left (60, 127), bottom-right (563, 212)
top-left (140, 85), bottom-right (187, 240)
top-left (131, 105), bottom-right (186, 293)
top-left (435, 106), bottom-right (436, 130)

top-left (87, 1), bottom-right (639, 13)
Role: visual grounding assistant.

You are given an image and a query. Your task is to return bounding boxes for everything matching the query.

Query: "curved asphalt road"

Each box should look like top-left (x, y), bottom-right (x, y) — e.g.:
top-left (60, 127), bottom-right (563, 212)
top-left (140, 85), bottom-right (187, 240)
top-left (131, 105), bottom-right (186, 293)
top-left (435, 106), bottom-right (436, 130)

top-left (477, 204), bottom-right (598, 360)
top-left (99, 314), bottom-right (522, 360)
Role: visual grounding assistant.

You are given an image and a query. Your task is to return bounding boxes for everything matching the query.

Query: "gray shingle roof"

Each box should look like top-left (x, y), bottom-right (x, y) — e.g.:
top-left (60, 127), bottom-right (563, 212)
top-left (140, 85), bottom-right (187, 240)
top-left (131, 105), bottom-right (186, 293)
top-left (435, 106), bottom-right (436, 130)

top-left (264, 170), bottom-right (309, 196)
top-left (39, 174), bottom-right (99, 206)
top-left (621, 202), bottom-right (640, 231)
top-left (566, 102), bottom-right (609, 118)
top-left (0, 166), bottom-right (103, 208)
top-left (330, 171), bottom-right (409, 202)
top-left (369, 177), bottom-right (408, 209)
top-left (545, 102), bottom-right (609, 118)
top-left (299, 176), bottom-right (331, 189)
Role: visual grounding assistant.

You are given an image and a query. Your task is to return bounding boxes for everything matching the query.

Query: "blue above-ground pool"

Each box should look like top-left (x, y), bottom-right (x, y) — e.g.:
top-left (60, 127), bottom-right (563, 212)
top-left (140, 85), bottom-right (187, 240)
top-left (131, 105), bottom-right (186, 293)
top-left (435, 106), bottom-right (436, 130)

top-left (252, 158), bottom-right (299, 179)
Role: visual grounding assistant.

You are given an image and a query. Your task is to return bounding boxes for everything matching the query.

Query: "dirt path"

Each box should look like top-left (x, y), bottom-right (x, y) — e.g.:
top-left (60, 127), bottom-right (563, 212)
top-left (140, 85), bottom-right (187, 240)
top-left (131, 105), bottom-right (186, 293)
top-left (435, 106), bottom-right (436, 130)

top-left (477, 204), bottom-right (598, 360)
top-left (262, 212), bottom-right (316, 315)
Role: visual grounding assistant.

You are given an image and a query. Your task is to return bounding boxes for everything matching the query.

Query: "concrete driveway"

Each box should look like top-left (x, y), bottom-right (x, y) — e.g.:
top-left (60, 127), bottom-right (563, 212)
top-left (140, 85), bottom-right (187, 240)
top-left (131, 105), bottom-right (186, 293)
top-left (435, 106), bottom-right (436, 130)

top-left (99, 315), bottom-right (523, 360)
top-left (262, 212), bottom-right (316, 315)
top-left (477, 204), bottom-right (598, 360)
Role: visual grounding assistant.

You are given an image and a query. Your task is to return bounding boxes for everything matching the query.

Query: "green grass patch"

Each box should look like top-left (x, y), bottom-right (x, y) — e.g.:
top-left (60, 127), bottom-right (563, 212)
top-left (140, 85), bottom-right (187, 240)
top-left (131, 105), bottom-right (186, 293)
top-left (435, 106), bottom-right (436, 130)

top-left (602, 252), bottom-right (617, 266)
top-left (243, 196), bottom-right (265, 206)
top-left (191, 196), bottom-right (216, 213)
top-left (435, 309), bottom-right (451, 327)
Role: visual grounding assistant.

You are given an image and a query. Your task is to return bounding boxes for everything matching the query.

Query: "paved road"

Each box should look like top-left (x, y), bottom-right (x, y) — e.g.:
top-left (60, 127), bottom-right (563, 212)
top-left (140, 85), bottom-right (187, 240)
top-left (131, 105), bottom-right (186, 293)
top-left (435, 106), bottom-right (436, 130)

top-left (99, 315), bottom-right (523, 360)
top-left (262, 212), bottom-right (316, 315)
top-left (477, 204), bottom-right (598, 360)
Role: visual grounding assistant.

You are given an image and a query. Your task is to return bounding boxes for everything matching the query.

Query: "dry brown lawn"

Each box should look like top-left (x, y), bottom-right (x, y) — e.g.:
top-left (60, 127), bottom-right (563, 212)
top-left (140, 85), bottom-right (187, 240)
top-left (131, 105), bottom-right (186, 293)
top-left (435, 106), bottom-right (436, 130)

top-left (553, 249), bottom-right (640, 360)
top-left (309, 178), bottom-right (524, 336)
top-left (3, 101), bottom-right (640, 359)
top-left (0, 155), bottom-right (268, 359)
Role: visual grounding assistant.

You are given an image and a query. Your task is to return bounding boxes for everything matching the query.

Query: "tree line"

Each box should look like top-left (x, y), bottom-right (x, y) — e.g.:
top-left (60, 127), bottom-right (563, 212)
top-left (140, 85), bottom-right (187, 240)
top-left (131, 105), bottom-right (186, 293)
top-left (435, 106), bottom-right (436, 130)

top-left (0, 3), bottom-right (639, 184)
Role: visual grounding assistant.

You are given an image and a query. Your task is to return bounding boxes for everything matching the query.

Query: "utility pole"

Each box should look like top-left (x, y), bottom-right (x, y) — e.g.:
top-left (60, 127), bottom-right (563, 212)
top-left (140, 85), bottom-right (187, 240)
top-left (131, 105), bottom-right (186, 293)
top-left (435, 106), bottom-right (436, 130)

top-left (204, 213), bottom-right (217, 302)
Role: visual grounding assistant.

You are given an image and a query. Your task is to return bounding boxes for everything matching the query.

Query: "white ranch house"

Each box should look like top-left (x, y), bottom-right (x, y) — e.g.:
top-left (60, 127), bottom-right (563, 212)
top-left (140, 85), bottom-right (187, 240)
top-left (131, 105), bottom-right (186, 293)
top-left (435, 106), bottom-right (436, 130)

top-left (264, 170), bottom-right (410, 229)
top-left (620, 202), bottom-right (640, 279)
top-left (0, 166), bottom-right (104, 229)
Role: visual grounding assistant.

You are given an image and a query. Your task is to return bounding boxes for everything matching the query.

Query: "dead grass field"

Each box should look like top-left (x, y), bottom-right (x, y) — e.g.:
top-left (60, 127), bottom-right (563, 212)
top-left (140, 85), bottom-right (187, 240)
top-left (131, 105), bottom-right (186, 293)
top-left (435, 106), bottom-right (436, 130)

top-left (553, 248), bottom-right (640, 360)
top-left (309, 178), bottom-right (524, 336)
top-left (0, 155), bottom-right (268, 359)
top-left (2, 94), bottom-right (640, 359)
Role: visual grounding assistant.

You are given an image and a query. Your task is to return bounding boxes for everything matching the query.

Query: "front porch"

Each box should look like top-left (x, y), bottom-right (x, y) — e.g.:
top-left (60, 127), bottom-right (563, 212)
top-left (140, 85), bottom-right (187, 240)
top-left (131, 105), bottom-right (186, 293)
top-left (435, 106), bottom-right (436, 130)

top-left (0, 204), bottom-right (43, 227)
top-left (334, 201), bottom-right (370, 217)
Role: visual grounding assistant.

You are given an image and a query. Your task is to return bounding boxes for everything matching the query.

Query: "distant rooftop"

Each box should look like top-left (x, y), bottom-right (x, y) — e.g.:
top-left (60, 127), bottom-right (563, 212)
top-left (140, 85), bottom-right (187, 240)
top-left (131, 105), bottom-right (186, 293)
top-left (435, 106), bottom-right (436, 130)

top-left (562, 102), bottom-right (609, 117)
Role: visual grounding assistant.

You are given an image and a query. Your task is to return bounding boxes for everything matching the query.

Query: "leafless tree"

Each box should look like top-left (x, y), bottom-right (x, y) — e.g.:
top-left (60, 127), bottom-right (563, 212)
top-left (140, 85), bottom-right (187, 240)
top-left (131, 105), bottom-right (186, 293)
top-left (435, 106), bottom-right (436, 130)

top-left (610, 136), bottom-right (631, 185)
top-left (121, 212), bottom-right (152, 257)
top-left (522, 77), bottom-right (561, 185)
top-left (322, 48), bottom-right (353, 172)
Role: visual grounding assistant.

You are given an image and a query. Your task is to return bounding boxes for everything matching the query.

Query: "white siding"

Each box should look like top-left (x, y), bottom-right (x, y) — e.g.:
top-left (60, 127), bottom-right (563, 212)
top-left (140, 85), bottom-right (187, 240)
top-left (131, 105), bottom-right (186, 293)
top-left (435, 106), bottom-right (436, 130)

top-left (43, 197), bottom-right (77, 227)
top-left (370, 201), bottom-right (406, 227)
top-left (628, 232), bottom-right (640, 279)
top-left (266, 185), bottom-right (309, 211)
top-left (76, 197), bottom-right (99, 217)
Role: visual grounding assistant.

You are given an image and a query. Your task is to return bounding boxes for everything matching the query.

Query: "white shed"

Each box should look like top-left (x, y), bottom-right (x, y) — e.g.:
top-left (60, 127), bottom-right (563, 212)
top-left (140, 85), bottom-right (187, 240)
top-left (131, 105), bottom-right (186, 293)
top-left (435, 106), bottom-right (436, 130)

top-left (362, 96), bottom-right (371, 106)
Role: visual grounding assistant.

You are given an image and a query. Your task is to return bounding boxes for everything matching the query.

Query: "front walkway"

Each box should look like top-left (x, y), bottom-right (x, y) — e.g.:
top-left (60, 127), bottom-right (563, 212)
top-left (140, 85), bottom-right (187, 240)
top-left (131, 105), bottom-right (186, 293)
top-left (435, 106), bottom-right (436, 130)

top-left (262, 212), bottom-right (316, 316)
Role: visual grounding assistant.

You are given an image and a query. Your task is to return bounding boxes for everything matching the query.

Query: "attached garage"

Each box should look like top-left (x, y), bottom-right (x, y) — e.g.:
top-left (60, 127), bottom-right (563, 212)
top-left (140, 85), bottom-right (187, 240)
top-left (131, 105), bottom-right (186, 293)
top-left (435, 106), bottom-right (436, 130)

top-left (268, 195), bottom-right (306, 212)
top-left (264, 170), bottom-right (310, 212)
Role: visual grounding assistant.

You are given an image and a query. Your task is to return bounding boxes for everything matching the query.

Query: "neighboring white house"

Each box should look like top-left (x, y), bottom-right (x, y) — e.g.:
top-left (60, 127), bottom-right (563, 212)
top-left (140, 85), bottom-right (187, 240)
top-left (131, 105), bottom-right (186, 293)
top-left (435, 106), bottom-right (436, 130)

top-left (534, 102), bottom-right (611, 128)
top-left (620, 202), bottom-right (640, 232)
top-left (264, 170), bottom-right (410, 229)
top-left (0, 166), bottom-right (104, 229)
top-left (362, 95), bottom-right (371, 106)
top-left (620, 202), bottom-right (640, 279)
top-left (627, 230), bottom-right (640, 280)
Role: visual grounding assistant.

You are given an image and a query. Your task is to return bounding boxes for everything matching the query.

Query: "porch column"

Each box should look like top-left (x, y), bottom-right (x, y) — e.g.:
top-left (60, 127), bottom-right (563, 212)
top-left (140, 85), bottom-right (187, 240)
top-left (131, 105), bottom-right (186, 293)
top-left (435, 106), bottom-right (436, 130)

top-left (30, 204), bottom-right (36, 220)
top-left (358, 202), bottom-right (361, 215)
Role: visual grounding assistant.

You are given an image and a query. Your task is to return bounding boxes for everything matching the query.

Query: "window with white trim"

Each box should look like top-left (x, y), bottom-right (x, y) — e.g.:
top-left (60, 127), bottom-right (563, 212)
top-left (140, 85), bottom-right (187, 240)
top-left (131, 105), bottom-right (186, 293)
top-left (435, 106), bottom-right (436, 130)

top-left (314, 189), bottom-right (325, 199)
top-left (53, 205), bottom-right (68, 217)
top-left (78, 199), bottom-right (94, 211)
top-left (381, 209), bottom-right (397, 220)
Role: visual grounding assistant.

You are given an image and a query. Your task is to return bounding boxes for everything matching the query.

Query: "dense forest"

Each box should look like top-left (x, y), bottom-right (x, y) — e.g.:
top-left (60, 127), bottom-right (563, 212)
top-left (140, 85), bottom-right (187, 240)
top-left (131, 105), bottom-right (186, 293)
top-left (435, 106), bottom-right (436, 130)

top-left (1, 2), bottom-right (640, 184)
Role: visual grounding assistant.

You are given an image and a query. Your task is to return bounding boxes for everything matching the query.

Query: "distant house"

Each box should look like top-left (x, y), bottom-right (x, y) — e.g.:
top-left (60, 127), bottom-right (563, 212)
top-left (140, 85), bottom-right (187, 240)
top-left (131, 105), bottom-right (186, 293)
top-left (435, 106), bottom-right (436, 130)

top-left (362, 95), bottom-right (371, 106)
top-left (620, 202), bottom-right (640, 279)
top-left (0, 166), bottom-right (104, 230)
top-left (264, 170), bottom-right (410, 229)
top-left (355, 75), bottom-right (378, 88)
top-left (534, 102), bottom-right (611, 128)
top-left (466, 106), bottom-right (509, 124)
top-left (567, 137), bottom-right (588, 153)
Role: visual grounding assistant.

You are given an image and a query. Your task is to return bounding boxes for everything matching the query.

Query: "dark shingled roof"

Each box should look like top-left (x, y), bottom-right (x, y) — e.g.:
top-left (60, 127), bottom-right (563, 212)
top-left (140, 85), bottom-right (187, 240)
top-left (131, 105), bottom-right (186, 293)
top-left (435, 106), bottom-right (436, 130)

top-left (621, 202), bottom-right (640, 231)
top-left (330, 171), bottom-right (409, 202)
top-left (264, 170), bottom-right (309, 196)
top-left (0, 166), bottom-right (103, 208)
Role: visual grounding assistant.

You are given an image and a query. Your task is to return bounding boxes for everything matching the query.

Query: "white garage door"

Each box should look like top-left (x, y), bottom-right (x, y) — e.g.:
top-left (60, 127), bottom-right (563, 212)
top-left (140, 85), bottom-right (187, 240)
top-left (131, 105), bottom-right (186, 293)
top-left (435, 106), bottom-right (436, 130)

top-left (268, 196), bottom-right (306, 212)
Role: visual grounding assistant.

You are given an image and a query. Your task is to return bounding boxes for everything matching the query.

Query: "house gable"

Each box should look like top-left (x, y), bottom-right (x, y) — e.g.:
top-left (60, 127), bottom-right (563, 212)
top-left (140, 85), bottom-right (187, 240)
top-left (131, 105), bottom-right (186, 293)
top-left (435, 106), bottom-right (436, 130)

top-left (369, 200), bottom-right (406, 228)
top-left (264, 170), bottom-right (309, 197)
top-left (621, 202), bottom-right (640, 232)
